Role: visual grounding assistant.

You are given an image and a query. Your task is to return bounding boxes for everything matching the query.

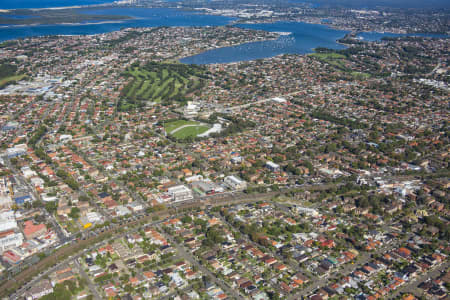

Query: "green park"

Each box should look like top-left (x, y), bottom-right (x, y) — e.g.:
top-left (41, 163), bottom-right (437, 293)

top-left (163, 120), bottom-right (210, 139)
top-left (119, 61), bottom-right (206, 111)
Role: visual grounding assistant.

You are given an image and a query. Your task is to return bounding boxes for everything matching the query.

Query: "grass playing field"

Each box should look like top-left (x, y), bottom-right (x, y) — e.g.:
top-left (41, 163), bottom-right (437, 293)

top-left (164, 120), bottom-right (210, 139)
top-left (309, 51), bottom-right (371, 79)
top-left (0, 74), bottom-right (26, 89)
top-left (309, 52), bottom-right (346, 60)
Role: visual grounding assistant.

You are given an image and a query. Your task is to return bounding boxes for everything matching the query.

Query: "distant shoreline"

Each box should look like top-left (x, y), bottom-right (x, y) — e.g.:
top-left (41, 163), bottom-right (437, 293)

top-left (0, 0), bottom-right (119, 11)
top-left (0, 20), bottom-right (126, 28)
top-left (0, 5), bottom-right (448, 43)
top-left (0, 4), bottom-right (131, 26)
top-left (29, 5), bottom-right (100, 11)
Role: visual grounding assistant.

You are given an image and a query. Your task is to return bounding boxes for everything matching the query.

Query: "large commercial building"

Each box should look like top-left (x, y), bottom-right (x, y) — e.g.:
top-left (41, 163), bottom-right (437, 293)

top-left (23, 220), bottom-right (47, 240)
top-left (0, 231), bottom-right (23, 252)
top-left (0, 211), bottom-right (23, 252)
top-left (183, 101), bottom-right (199, 119)
top-left (167, 185), bottom-right (193, 202)
top-left (5, 144), bottom-right (27, 158)
top-left (224, 175), bottom-right (247, 191)
top-left (0, 211), bottom-right (18, 233)
top-left (2, 121), bottom-right (19, 132)
top-left (265, 161), bottom-right (280, 172)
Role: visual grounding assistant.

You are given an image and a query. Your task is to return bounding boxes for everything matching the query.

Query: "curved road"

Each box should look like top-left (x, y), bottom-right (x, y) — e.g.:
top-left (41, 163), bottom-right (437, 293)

top-left (169, 123), bottom-right (208, 135)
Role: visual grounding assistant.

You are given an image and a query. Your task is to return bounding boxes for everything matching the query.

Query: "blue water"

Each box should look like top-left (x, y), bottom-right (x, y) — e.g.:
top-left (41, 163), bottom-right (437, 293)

top-left (180, 22), bottom-right (349, 64)
top-left (0, 6), bottom-right (448, 64)
top-left (0, 15), bottom-right (36, 19)
top-left (0, 8), bottom-right (235, 42)
top-left (182, 23), bottom-right (449, 64)
top-left (0, 0), bottom-right (116, 9)
top-left (81, 7), bottom-right (236, 27)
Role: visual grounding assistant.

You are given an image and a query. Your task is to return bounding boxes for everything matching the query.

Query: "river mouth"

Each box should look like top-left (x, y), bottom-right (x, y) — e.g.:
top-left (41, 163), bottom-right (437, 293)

top-left (181, 21), bottom-right (350, 64)
top-left (0, 7), bottom-right (447, 64)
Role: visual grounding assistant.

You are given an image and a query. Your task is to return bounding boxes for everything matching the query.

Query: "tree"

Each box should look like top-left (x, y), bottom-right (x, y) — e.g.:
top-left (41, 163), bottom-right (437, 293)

top-left (79, 194), bottom-right (89, 202)
top-left (32, 200), bottom-right (44, 208)
top-left (68, 207), bottom-right (80, 220)
top-left (181, 215), bottom-right (192, 224)
top-left (203, 226), bottom-right (225, 247)
top-left (45, 201), bottom-right (57, 214)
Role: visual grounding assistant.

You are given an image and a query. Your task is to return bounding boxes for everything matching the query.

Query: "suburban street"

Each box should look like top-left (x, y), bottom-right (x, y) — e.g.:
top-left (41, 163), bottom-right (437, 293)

top-left (388, 261), bottom-right (450, 299)
top-left (74, 259), bottom-right (103, 300)
top-left (288, 238), bottom-right (405, 300)
top-left (159, 224), bottom-right (244, 300)
top-left (0, 4), bottom-right (448, 300)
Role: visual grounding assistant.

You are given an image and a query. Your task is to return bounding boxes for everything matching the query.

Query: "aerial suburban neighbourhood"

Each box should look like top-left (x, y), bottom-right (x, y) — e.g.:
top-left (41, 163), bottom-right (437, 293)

top-left (0, 0), bottom-right (448, 299)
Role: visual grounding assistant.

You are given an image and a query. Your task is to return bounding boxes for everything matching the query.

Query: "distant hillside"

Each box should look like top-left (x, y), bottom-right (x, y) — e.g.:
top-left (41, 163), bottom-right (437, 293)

top-left (201, 0), bottom-right (450, 9)
top-left (309, 0), bottom-right (450, 9)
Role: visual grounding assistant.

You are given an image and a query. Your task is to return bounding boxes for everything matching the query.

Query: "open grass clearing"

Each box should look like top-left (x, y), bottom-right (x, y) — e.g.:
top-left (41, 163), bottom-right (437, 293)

top-left (172, 125), bottom-right (210, 139)
top-left (164, 120), bottom-right (201, 133)
top-left (119, 61), bottom-right (206, 111)
top-left (164, 120), bottom-right (210, 139)
top-left (351, 71), bottom-right (371, 79)
top-left (0, 74), bottom-right (26, 88)
top-left (309, 52), bottom-right (346, 60)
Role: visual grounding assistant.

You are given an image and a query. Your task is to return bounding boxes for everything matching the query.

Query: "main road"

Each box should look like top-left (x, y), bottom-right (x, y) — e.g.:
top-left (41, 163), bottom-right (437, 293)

top-left (224, 90), bottom-right (303, 112)
top-left (0, 189), bottom-right (290, 299)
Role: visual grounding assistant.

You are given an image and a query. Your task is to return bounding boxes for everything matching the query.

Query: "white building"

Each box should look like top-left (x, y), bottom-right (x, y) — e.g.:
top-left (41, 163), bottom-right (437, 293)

top-left (26, 279), bottom-right (53, 300)
top-left (0, 231), bottom-right (23, 252)
top-left (21, 166), bottom-right (37, 178)
top-left (183, 101), bottom-right (199, 119)
top-left (41, 193), bottom-right (57, 202)
top-left (79, 212), bottom-right (103, 228)
top-left (171, 272), bottom-right (186, 287)
top-left (272, 97), bottom-right (287, 103)
top-left (294, 206), bottom-right (319, 217)
top-left (85, 212), bottom-right (103, 224)
top-left (197, 123), bottom-right (222, 137)
top-left (265, 161), bottom-right (280, 172)
top-left (231, 156), bottom-right (243, 164)
top-left (0, 211), bottom-right (18, 232)
top-left (0, 195), bottom-right (12, 210)
top-left (127, 202), bottom-right (144, 212)
top-left (5, 144), bottom-right (27, 158)
top-left (59, 134), bottom-right (73, 143)
top-left (0, 178), bottom-right (12, 209)
top-left (167, 185), bottom-right (193, 202)
top-left (319, 167), bottom-right (343, 178)
top-left (185, 175), bottom-right (203, 183)
top-left (0, 211), bottom-right (23, 251)
top-left (30, 177), bottom-right (45, 188)
top-left (115, 205), bottom-right (131, 217)
top-left (2, 121), bottom-right (19, 131)
top-left (224, 175), bottom-right (247, 191)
